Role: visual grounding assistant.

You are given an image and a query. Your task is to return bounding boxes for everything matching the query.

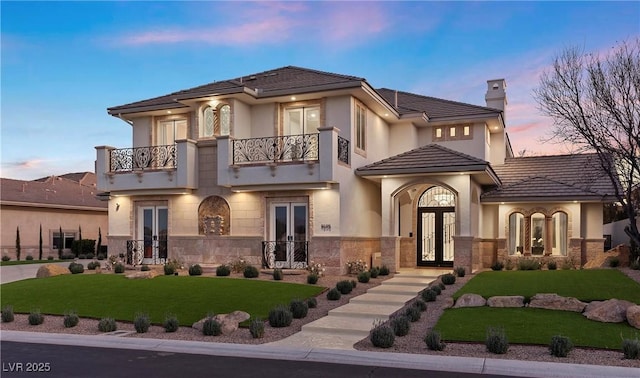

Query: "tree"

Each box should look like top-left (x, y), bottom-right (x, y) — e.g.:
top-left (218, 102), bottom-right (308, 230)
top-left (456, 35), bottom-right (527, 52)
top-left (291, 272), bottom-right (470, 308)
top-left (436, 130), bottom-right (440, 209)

top-left (534, 39), bottom-right (640, 250)
top-left (77, 225), bottom-right (82, 257)
top-left (58, 226), bottom-right (64, 259)
top-left (97, 227), bottom-right (102, 257)
top-left (39, 224), bottom-right (43, 260)
top-left (16, 226), bottom-right (21, 261)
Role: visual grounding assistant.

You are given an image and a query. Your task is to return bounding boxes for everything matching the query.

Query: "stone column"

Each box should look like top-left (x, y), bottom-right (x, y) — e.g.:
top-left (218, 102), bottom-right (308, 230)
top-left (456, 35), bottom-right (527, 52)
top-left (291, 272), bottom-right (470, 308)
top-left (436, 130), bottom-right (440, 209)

top-left (380, 236), bottom-right (401, 273)
top-left (453, 236), bottom-right (474, 273)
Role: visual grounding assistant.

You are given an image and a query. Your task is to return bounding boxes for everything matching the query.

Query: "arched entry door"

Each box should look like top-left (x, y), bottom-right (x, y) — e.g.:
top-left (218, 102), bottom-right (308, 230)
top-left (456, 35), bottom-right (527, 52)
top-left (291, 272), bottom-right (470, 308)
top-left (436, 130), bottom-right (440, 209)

top-left (417, 186), bottom-right (455, 267)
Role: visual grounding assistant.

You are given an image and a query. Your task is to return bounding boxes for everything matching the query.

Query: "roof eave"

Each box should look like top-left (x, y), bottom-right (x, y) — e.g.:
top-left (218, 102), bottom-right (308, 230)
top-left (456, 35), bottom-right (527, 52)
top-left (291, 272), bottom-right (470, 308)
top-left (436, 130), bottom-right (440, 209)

top-left (107, 103), bottom-right (189, 116)
top-left (480, 194), bottom-right (618, 203)
top-left (356, 163), bottom-right (489, 177)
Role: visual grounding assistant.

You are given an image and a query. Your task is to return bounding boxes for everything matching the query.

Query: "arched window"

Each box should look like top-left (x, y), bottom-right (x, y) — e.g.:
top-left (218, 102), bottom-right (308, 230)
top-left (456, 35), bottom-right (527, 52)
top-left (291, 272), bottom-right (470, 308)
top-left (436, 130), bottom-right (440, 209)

top-left (508, 212), bottom-right (525, 255)
top-left (531, 212), bottom-right (546, 255)
top-left (203, 106), bottom-right (215, 138)
top-left (418, 186), bottom-right (455, 207)
top-left (551, 212), bottom-right (568, 256)
top-left (200, 103), bottom-right (231, 138)
top-left (219, 104), bottom-right (231, 136)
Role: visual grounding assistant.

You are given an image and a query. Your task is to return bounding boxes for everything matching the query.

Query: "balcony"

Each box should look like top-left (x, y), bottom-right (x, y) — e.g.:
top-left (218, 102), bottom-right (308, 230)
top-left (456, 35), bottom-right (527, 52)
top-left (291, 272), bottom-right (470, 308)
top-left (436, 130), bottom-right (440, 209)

top-left (95, 139), bottom-right (198, 194)
top-left (217, 127), bottom-right (348, 190)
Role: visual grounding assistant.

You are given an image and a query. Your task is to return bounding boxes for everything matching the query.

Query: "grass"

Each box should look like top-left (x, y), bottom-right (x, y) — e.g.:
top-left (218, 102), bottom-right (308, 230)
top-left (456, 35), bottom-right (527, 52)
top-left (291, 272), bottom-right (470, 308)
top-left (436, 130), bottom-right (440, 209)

top-left (0, 274), bottom-right (323, 326)
top-left (437, 269), bottom-right (640, 349)
top-left (453, 269), bottom-right (640, 303)
top-left (1, 259), bottom-right (64, 266)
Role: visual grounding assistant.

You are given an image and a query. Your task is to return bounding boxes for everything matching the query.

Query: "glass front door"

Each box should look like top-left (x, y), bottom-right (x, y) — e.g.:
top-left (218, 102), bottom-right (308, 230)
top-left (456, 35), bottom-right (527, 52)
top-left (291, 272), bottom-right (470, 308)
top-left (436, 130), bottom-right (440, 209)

top-left (139, 206), bottom-right (168, 265)
top-left (270, 202), bottom-right (308, 268)
top-left (417, 208), bottom-right (455, 267)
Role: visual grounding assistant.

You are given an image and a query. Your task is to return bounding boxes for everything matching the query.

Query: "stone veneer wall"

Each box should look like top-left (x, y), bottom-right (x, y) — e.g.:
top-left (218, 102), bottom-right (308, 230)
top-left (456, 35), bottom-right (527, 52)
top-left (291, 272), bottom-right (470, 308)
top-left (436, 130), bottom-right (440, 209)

top-left (171, 235), bottom-right (263, 266)
top-left (107, 236), bottom-right (129, 258)
top-left (309, 236), bottom-right (380, 275)
top-left (569, 238), bottom-right (583, 267)
top-left (475, 239), bottom-right (497, 269)
top-left (582, 238), bottom-right (605, 267)
top-left (399, 237), bottom-right (415, 268)
top-left (381, 237), bottom-right (400, 273)
top-left (453, 236), bottom-right (474, 273)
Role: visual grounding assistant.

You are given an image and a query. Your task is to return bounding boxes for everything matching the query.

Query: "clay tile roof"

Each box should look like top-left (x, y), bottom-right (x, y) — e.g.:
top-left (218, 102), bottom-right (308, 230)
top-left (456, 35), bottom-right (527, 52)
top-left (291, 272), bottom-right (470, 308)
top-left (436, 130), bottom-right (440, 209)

top-left (356, 144), bottom-right (493, 176)
top-left (482, 153), bottom-right (618, 202)
top-left (1, 172), bottom-right (107, 210)
top-left (376, 88), bottom-right (501, 119)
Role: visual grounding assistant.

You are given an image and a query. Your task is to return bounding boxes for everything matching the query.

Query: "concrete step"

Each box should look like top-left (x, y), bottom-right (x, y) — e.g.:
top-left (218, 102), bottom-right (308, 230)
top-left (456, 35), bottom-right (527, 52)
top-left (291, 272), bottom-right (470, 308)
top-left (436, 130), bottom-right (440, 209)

top-left (328, 303), bottom-right (400, 319)
top-left (302, 315), bottom-right (377, 337)
top-left (349, 292), bottom-right (416, 306)
top-left (266, 330), bottom-right (364, 350)
top-left (367, 284), bottom-right (427, 296)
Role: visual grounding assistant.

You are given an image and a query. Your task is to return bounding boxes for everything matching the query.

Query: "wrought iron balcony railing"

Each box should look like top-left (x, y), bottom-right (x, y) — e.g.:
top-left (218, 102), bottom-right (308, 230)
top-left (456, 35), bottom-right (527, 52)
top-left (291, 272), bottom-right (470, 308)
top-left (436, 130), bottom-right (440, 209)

top-left (109, 144), bottom-right (176, 172)
top-left (262, 241), bottom-right (308, 269)
top-left (126, 239), bottom-right (167, 266)
top-left (232, 134), bottom-right (319, 164)
top-left (338, 135), bottom-right (349, 165)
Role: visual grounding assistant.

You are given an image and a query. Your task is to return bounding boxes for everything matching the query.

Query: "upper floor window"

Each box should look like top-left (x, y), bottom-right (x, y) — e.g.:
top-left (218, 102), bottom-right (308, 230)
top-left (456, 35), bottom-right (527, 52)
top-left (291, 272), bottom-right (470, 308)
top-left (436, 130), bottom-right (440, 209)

top-left (355, 103), bottom-right (366, 152)
top-left (201, 103), bottom-right (231, 138)
top-left (433, 124), bottom-right (472, 141)
top-left (156, 118), bottom-right (187, 146)
top-left (283, 105), bottom-right (319, 135)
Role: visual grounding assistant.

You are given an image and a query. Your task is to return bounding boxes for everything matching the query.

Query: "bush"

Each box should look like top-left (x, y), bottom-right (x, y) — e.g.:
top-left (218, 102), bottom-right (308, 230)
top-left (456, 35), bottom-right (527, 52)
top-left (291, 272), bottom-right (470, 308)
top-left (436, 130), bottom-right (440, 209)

top-left (421, 288), bottom-right (437, 302)
top-left (229, 259), bottom-right (249, 273)
top-left (86, 253), bottom-right (94, 259)
top-left (549, 335), bottom-right (573, 357)
top-left (306, 297), bottom-right (318, 309)
top-left (1, 255), bottom-right (10, 262)
top-left (164, 263), bottom-right (176, 275)
top-left (216, 265), bottom-right (231, 276)
top-left (140, 264), bottom-right (150, 272)
top-left (390, 316), bottom-right (411, 336)
top-left (307, 273), bottom-right (319, 284)
top-left (453, 266), bottom-right (466, 277)
top-left (357, 271), bottom-right (371, 283)
top-left (413, 299), bottom-right (427, 312)
top-left (289, 299), bottom-right (309, 319)
top-left (188, 264), bottom-right (203, 276)
top-left (346, 259), bottom-right (368, 274)
top-left (547, 260), bottom-right (557, 270)
top-left (134, 313), bottom-right (151, 334)
top-left (404, 306), bottom-right (421, 322)
top-left (429, 285), bottom-right (442, 295)
top-left (47, 255), bottom-right (54, 260)
top-left (114, 263), bottom-right (125, 274)
top-left (202, 316), bottom-right (222, 336)
top-left (71, 239), bottom-right (96, 257)
top-left (629, 258), bottom-right (640, 270)
top-left (87, 261), bottom-right (101, 270)
top-left (438, 282), bottom-right (446, 291)
top-left (68, 262), bottom-right (84, 274)
top-left (518, 259), bottom-right (541, 271)
top-left (336, 280), bottom-right (353, 294)
top-left (26, 255), bottom-right (34, 261)
top-left (424, 330), bottom-right (446, 351)
top-left (370, 323), bottom-right (395, 348)
top-left (441, 273), bottom-right (456, 285)
top-left (327, 288), bottom-right (341, 301)
top-left (485, 327), bottom-right (509, 354)
top-left (63, 311), bottom-right (79, 328)
top-left (491, 261), bottom-right (504, 271)
top-left (61, 252), bottom-right (75, 260)
top-left (1, 305), bottom-right (14, 323)
top-left (97, 254), bottom-right (105, 260)
top-left (369, 267), bottom-right (379, 278)
top-left (163, 314), bottom-right (179, 333)
top-left (98, 317), bottom-right (117, 332)
top-left (28, 310), bottom-right (44, 326)
top-left (273, 268), bottom-right (283, 281)
top-left (379, 265), bottom-right (390, 276)
top-left (243, 265), bottom-right (259, 278)
top-left (351, 280), bottom-right (357, 289)
top-left (622, 338), bottom-right (640, 359)
top-left (608, 257), bottom-right (620, 268)
top-left (504, 259), bottom-right (515, 270)
top-left (268, 305), bottom-right (293, 327)
top-left (249, 318), bottom-right (265, 339)
top-left (78, 254), bottom-right (87, 259)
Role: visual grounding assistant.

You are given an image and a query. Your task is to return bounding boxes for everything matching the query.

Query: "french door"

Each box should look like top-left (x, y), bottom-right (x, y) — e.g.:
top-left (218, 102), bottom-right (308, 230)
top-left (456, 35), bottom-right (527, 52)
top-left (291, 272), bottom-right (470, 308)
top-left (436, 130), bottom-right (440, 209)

top-left (417, 207), bottom-right (455, 267)
top-left (139, 206), bottom-right (168, 265)
top-left (269, 202), bottom-right (308, 268)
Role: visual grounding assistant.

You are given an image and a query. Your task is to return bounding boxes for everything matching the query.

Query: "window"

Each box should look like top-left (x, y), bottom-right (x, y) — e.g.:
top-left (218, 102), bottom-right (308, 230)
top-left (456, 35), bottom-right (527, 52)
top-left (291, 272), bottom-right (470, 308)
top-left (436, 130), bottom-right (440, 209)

top-left (201, 104), bottom-right (231, 138)
top-left (355, 103), bottom-right (366, 151)
top-left (450, 127), bottom-right (456, 137)
top-left (156, 119), bottom-right (187, 145)
top-left (284, 106), bottom-right (320, 135)
top-left (219, 104), bottom-right (231, 136)
top-left (551, 212), bottom-right (568, 256)
top-left (435, 128), bottom-right (443, 139)
top-left (463, 126), bottom-right (470, 136)
top-left (433, 125), bottom-right (472, 141)
top-left (53, 232), bottom-right (75, 250)
top-left (508, 213), bottom-right (525, 255)
top-left (203, 107), bottom-right (215, 137)
top-left (531, 213), bottom-right (546, 255)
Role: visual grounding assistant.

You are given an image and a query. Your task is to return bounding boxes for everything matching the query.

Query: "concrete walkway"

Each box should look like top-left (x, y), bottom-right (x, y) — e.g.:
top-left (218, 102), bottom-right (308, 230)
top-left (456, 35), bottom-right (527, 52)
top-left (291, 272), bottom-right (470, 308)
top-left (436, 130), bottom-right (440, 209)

top-left (267, 269), bottom-right (441, 349)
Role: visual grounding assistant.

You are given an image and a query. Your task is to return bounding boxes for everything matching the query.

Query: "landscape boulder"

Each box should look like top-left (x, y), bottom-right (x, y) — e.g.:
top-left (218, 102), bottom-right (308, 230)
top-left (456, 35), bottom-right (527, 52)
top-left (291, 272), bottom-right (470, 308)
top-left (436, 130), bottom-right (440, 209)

top-left (126, 270), bottom-right (159, 279)
top-left (626, 305), bottom-right (640, 329)
top-left (487, 296), bottom-right (525, 308)
top-left (528, 293), bottom-right (586, 312)
top-left (442, 297), bottom-right (455, 309)
top-left (36, 264), bottom-right (71, 278)
top-left (583, 299), bottom-right (635, 323)
top-left (453, 293), bottom-right (486, 308)
top-left (192, 311), bottom-right (250, 335)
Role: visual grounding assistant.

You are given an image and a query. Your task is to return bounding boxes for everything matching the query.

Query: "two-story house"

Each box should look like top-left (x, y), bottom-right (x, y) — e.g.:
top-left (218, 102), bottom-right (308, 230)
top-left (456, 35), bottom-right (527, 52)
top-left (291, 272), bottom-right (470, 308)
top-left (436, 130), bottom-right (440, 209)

top-left (96, 66), bottom-right (616, 274)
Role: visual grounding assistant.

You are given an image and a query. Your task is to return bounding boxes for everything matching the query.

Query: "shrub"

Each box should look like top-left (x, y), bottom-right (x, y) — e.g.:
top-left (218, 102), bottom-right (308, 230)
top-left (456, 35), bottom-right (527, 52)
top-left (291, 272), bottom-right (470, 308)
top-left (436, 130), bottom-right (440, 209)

top-left (608, 257), bottom-right (620, 268)
top-left (134, 313), bottom-right (151, 334)
top-left (61, 252), bottom-right (76, 260)
top-left (163, 314), bottom-right (179, 333)
top-left (441, 273), bottom-right (456, 285)
top-left (26, 255), bottom-right (34, 261)
top-left (412, 299), bottom-right (427, 312)
top-left (28, 310), bottom-right (44, 325)
top-left (490, 261), bottom-right (504, 271)
top-left (547, 260), bottom-right (557, 270)
top-left (549, 335), bottom-right (573, 357)
top-left (357, 271), bottom-right (371, 283)
top-left (1, 255), bottom-right (10, 261)
top-left (47, 255), bottom-right (54, 261)
top-left (622, 338), bottom-right (640, 359)
top-left (243, 265), bottom-right (260, 278)
top-left (369, 267), bottom-right (379, 278)
top-left (202, 316), bottom-right (222, 336)
top-left (86, 253), bottom-right (94, 259)
top-left (229, 259), bottom-right (248, 273)
top-left (336, 280), bottom-right (353, 294)
top-left (68, 262), bottom-right (84, 274)
top-left (351, 280), bottom-right (357, 289)
top-left (404, 306), bottom-right (421, 322)
top-left (306, 261), bottom-right (325, 277)
top-left (454, 266), bottom-right (466, 277)
top-left (424, 330), bottom-right (446, 351)
top-left (370, 322), bottom-right (395, 348)
top-left (629, 258), bottom-right (640, 270)
top-left (346, 259), bottom-right (368, 274)
top-left (140, 264), bottom-right (150, 272)
top-left (327, 288), bottom-right (341, 300)
top-left (561, 259), bottom-right (575, 270)
top-left (249, 318), bottom-right (265, 339)
top-left (518, 259), bottom-right (541, 270)
top-left (429, 285), bottom-right (442, 295)
top-left (98, 317), bottom-right (117, 332)
top-left (306, 297), bottom-right (318, 309)
top-left (379, 265), bottom-right (390, 276)
top-left (164, 263), bottom-right (176, 275)
top-left (114, 263), bottom-right (125, 274)
top-left (216, 264), bottom-right (231, 276)
top-left (485, 327), bottom-right (509, 354)
top-left (2, 305), bottom-right (15, 323)
top-left (307, 273), bottom-right (319, 284)
top-left (504, 259), bottom-right (515, 271)
top-left (268, 305), bottom-right (293, 327)
top-left (87, 261), bottom-right (101, 270)
top-left (421, 288), bottom-right (437, 302)
top-left (97, 253), bottom-right (105, 260)
top-left (63, 311), bottom-right (79, 328)
top-left (438, 282), bottom-right (446, 291)
top-left (188, 264), bottom-right (203, 276)
top-left (273, 268), bottom-right (283, 281)
top-left (390, 316), bottom-right (411, 336)
top-left (78, 254), bottom-right (87, 260)
top-left (289, 299), bottom-right (309, 319)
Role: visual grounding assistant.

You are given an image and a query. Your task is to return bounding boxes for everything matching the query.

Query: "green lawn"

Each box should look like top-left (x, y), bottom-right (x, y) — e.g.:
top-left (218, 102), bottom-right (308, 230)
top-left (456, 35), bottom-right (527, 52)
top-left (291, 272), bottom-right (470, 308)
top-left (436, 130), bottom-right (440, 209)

top-left (1, 259), bottom-right (63, 266)
top-left (436, 269), bottom-right (640, 349)
top-left (0, 275), bottom-right (324, 325)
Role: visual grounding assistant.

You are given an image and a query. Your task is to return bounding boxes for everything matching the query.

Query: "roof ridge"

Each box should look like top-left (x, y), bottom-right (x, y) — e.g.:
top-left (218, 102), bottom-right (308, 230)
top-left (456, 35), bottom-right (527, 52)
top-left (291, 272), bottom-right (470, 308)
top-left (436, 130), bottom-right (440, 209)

top-left (377, 87), bottom-right (502, 113)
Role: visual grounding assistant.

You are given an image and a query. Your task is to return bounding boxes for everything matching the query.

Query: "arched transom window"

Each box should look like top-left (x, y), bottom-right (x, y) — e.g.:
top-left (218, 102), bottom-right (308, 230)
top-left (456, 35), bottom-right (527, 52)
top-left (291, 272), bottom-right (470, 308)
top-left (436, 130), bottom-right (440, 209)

top-left (201, 103), bottom-right (231, 138)
top-left (418, 186), bottom-right (456, 207)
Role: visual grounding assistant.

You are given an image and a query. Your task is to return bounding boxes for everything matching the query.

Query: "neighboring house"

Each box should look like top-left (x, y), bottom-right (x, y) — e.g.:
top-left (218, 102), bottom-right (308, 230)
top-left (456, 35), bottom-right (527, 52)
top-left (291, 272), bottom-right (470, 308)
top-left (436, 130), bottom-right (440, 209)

top-left (95, 66), bottom-right (617, 274)
top-left (0, 172), bottom-right (108, 259)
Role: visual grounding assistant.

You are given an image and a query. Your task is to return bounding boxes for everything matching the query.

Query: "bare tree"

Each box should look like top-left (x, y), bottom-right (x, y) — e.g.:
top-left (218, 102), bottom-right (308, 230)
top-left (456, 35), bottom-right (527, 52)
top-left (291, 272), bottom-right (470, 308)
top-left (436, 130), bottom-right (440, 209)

top-left (534, 39), bottom-right (640, 248)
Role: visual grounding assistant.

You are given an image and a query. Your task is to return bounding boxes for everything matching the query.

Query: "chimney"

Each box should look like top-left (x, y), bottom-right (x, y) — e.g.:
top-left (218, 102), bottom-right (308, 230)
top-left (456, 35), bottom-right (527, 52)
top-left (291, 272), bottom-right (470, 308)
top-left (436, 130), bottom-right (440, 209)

top-left (485, 79), bottom-right (507, 120)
